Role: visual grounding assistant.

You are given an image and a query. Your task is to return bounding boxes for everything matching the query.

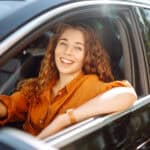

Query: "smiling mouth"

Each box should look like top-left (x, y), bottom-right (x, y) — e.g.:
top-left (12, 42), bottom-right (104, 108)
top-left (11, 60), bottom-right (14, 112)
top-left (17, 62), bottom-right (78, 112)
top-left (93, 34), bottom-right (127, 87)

top-left (60, 57), bottom-right (74, 64)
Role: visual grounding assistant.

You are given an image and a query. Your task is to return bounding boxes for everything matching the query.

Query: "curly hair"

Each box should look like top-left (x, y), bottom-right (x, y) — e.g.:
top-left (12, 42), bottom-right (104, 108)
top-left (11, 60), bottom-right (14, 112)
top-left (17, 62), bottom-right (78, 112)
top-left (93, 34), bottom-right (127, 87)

top-left (17, 22), bottom-right (114, 96)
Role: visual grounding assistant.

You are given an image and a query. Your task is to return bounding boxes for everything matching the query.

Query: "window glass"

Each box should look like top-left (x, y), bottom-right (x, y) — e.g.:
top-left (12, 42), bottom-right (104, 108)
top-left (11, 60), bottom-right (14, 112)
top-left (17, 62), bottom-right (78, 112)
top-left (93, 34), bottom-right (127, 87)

top-left (61, 104), bottom-right (150, 150)
top-left (139, 8), bottom-right (150, 72)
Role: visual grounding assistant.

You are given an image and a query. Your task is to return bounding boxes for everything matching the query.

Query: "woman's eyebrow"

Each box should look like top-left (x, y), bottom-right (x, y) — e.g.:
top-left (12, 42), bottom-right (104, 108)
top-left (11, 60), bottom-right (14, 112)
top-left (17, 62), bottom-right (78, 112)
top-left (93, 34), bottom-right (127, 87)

top-left (59, 38), bottom-right (67, 41)
top-left (75, 42), bottom-right (84, 46)
top-left (59, 38), bottom-right (84, 46)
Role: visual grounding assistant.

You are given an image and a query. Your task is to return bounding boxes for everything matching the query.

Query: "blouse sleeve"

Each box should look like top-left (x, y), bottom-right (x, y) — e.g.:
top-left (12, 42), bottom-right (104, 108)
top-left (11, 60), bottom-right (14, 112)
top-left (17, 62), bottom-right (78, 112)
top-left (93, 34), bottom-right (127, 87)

top-left (83, 75), bottom-right (133, 96)
top-left (0, 91), bottom-right (29, 125)
top-left (101, 80), bottom-right (132, 92)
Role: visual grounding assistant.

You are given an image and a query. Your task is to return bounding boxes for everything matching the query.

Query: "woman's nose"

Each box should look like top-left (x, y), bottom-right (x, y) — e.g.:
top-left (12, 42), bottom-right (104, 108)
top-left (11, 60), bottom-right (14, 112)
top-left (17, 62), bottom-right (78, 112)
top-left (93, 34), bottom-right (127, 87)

top-left (64, 46), bottom-right (72, 55)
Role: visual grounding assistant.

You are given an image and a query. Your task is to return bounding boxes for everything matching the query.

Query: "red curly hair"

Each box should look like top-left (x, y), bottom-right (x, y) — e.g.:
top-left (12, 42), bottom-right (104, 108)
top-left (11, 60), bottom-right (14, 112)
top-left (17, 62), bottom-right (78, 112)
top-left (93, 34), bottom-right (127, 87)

top-left (18, 22), bottom-right (114, 96)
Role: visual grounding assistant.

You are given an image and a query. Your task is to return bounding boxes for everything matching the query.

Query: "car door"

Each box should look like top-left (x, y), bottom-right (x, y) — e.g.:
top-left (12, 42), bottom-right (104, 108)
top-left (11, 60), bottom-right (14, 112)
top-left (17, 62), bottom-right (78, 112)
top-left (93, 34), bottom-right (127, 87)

top-left (45, 96), bottom-right (149, 150)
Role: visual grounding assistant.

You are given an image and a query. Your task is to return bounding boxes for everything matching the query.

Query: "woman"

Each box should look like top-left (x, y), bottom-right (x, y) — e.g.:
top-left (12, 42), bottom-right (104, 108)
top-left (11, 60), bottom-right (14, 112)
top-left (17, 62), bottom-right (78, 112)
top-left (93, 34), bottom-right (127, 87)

top-left (0, 23), bottom-right (137, 139)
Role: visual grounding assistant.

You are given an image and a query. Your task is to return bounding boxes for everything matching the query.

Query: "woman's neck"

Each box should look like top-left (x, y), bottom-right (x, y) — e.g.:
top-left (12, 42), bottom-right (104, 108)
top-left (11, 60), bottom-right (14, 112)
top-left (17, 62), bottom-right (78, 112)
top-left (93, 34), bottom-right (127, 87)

top-left (52, 72), bottom-right (82, 98)
top-left (58, 72), bottom-right (82, 88)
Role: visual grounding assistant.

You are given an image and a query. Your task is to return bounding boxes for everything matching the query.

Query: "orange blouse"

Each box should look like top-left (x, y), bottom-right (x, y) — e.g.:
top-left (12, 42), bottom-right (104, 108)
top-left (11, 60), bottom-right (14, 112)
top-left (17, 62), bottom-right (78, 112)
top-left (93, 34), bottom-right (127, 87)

top-left (0, 74), bottom-right (131, 135)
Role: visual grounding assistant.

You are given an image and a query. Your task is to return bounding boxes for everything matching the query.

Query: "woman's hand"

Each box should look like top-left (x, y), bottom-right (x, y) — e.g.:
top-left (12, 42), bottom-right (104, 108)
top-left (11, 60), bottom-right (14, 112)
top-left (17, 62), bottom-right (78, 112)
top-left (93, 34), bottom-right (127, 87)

top-left (0, 102), bottom-right (7, 118)
top-left (37, 113), bottom-right (71, 139)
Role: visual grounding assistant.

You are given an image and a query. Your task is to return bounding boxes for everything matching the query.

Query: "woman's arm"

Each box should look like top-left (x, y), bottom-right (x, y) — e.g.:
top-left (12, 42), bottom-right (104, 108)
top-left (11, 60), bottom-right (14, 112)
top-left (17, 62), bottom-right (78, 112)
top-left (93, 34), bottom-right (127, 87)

top-left (37, 87), bottom-right (137, 139)
top-left (0, 91), bottom-right (29, 124)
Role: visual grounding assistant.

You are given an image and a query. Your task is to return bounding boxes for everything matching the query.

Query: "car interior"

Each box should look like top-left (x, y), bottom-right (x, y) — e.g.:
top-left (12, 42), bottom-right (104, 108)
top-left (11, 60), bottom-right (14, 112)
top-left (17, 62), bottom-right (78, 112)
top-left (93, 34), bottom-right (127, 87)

top-left (0, 16), bottom-right (125, 96)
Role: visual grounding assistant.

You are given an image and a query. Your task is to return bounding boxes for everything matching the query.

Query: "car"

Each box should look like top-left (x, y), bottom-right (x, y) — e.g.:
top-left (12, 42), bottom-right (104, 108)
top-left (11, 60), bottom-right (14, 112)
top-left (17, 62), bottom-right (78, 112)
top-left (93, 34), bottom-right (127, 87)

top-left (0, 0), bottom-right (149, 149)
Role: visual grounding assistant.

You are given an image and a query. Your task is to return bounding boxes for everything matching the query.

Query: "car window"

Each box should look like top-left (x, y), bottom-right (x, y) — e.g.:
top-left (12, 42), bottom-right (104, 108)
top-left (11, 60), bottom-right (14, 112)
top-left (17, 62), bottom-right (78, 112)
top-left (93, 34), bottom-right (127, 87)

top-left (139, 8), bottom-right (150, 74)
top-left (0, 15), bottom-right (125, 95)
top-left (0, 5), bottom-right (135, 95)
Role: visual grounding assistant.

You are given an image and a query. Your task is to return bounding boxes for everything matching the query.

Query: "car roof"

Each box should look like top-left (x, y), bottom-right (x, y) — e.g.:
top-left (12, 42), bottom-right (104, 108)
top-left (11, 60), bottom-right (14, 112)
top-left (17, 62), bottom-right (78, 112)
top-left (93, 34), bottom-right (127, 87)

top-left (70, 0), bottom-right (150, 5)
top-left (0, 0), bottom-right (68, 40)
top-left (0, 0), bottom-right (150, 41)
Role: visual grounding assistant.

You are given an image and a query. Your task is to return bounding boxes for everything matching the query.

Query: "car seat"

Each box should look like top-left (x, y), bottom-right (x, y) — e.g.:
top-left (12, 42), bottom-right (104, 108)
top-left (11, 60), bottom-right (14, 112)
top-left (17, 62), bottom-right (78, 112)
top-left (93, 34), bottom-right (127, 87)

top-left (86, 18), bottom-right (124, 80)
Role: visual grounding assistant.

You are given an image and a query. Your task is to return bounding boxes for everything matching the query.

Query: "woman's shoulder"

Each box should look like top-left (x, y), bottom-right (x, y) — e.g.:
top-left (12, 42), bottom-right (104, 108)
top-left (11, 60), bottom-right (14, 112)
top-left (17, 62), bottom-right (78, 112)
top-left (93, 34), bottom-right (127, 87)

top-left (83, 74), bottom-right (100, 81)
top-left (77, 74), bottom-right (106, 96)
top-left (82, 74), bottom-right (132, 88)
top-left (81, 74), bottom-right (102, 86)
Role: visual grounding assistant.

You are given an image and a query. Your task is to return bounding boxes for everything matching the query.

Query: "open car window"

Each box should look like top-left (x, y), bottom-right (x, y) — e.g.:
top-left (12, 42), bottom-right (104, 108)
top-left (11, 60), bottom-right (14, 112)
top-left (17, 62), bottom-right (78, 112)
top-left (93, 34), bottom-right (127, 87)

top-left (0, 17), bottom-right (127, 95)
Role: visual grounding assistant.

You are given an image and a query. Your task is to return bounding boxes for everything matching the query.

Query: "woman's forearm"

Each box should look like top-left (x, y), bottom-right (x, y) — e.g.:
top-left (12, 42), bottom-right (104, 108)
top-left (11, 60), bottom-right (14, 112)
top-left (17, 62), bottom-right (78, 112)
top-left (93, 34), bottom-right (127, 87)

top-left (37, 87), bottom-right (137, 139)
top-left (37, 113), bottom-right (70, 139)
top-left (0, 102), bottom-right (7, 118)
top-left (73, 87), bottom-right (137, 122)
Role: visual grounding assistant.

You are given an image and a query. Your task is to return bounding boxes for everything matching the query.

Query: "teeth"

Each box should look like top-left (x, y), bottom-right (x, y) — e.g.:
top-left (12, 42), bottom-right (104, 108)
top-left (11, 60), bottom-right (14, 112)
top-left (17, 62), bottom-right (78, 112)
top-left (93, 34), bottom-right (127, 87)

top-left (60, 58), bottom-right (73, 64)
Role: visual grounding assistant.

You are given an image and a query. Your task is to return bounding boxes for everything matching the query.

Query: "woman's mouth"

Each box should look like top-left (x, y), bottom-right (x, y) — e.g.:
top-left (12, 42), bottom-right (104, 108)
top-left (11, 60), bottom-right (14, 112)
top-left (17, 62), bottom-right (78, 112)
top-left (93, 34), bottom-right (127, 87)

top-left (60, 57), bottom-right (74, 64)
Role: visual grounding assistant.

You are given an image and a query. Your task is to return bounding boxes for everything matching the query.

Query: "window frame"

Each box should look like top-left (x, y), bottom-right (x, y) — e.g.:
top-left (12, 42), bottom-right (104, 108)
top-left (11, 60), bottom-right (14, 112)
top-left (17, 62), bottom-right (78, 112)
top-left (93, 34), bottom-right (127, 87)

top-left (132, 6), bottom-right (150, 95)
top-left (135, 7), bottom-right (150, 93)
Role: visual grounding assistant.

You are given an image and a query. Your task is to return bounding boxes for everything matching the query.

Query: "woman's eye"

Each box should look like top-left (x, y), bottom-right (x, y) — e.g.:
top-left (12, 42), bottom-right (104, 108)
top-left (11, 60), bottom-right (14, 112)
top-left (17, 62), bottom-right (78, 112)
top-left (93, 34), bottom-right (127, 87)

top-left (59, 42), bottom-right (66, 46)
top-left (75, 47), bottom-right (82, 51)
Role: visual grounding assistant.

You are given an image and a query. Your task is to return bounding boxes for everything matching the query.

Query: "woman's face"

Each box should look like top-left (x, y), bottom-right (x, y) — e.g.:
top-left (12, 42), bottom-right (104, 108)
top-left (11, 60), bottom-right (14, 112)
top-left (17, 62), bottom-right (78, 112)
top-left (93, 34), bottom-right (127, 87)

top-left (55, 28), bottom-right (85, 76)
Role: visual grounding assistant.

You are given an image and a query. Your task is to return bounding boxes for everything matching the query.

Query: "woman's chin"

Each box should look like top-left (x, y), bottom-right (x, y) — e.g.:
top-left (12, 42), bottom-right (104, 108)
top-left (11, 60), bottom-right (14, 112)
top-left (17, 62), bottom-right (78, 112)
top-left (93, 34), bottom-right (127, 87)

top-left (58, 69), bottom-right (80, 76)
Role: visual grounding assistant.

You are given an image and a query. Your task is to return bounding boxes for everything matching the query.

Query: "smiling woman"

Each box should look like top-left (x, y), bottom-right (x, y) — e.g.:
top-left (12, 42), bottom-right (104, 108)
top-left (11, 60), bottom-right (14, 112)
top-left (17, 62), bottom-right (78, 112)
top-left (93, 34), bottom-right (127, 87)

top-left (55, 28), bottom-right (85, 79)
top-left (0, 22), bottom-right (137, 139)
